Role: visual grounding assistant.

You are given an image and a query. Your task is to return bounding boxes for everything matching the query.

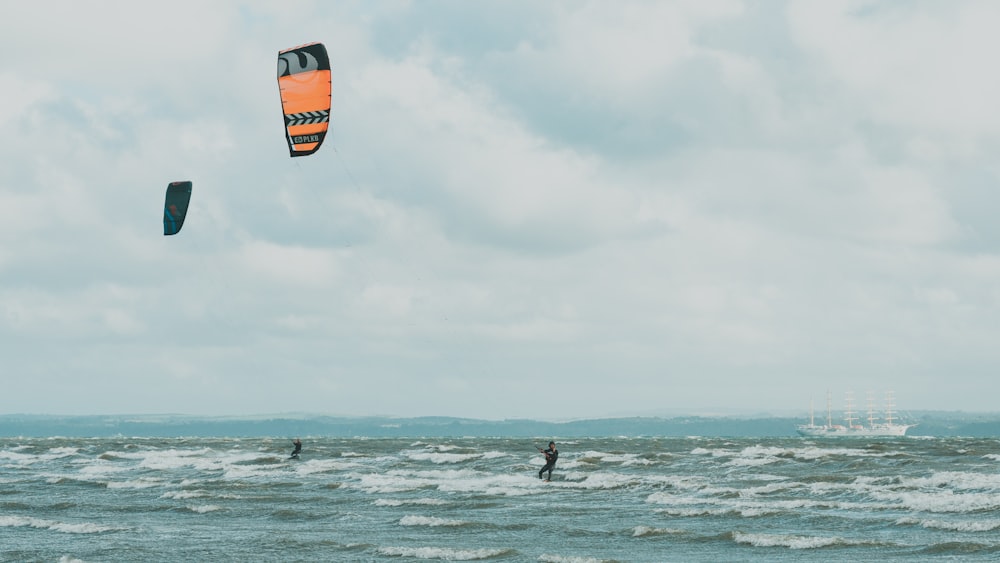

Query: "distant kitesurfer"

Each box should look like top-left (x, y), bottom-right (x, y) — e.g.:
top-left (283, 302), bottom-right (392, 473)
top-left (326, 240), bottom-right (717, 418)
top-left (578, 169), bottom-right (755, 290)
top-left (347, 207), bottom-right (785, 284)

top-left (290, 438), bottom-right (302, 459)
top-left (538, 441), bottom-right (558, 481)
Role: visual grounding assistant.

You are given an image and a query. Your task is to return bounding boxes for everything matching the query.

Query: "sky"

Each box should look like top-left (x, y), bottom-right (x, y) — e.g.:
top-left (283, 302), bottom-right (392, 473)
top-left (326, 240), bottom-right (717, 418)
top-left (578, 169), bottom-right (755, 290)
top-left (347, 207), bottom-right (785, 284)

top-left (2, 1), bottom-right (1000, 419)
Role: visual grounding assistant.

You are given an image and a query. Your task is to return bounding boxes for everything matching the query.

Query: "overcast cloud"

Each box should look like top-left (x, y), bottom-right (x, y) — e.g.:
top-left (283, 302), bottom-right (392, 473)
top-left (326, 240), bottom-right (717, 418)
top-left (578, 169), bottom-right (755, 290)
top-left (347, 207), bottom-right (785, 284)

top-left (2, 1), bottom-right (999, 419)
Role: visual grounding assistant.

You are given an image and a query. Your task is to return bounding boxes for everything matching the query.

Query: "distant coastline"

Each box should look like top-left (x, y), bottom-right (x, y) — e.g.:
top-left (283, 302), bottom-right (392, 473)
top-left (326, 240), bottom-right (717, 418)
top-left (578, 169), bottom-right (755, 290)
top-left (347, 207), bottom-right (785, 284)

top-left (3, 412), bottom-right (1000, 438)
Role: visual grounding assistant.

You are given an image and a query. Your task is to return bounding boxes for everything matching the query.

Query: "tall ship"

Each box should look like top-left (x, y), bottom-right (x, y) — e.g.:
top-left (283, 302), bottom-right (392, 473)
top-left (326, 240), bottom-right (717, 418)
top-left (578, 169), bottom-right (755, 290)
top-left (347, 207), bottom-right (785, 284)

top-left (797, 390), bottom-right (915, 437)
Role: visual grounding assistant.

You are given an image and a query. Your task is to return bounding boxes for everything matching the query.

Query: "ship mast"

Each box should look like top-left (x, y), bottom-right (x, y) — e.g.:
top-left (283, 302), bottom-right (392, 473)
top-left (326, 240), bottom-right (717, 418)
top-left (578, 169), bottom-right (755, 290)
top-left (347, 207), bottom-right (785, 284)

top-left (866, 391), bottom-right (877, 427)
top-left (885, 391), bottom-right (897, 425)
top-left (825, 389), bottom-right (832, 427)
top-left (844, 390), bottom-right (856, 428)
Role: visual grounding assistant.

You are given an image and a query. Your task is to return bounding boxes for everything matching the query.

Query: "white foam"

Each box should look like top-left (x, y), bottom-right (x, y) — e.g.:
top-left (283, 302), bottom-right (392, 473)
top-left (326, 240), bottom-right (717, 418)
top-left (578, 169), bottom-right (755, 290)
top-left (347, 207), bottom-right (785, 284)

top-left (724, 455), bottom-right (779, 467)
top-left (352, 468), bottom-right (539, 497)
top-left (732, 531), bottom-right (846, 549)
top-left (903, 470), bottom-right (1000, 491)
top-left (0, 451), bottom-right (46, 465)
top-left (377, 546), bottom-right (511, 560)
top-left (187, 505), bottom-right (224, 514)
top-left (399, 515), bottom-right (468, 527)
top-left (58, 557), bottom-right (84, 563)
top-left (567, 471), bottom-right (640, 490)
top-left (538, 555), bottom-right (613, 563)
top-left (106, 477), bottom-right (165, 489)
top-left (78, 462), bottom-right (132, 477)
top-left (738, 481), bottom-right (799, 497)
top-left (896, 517), bottom-right (1000, 532)
top-left (293, 458), bottom-right (359, 475)
top-left (632, 525), bottom-right (684, 537)
top-left (161, 490), bottom-right (209, 500)
top-left (374, 498), bottom-right (448, 507)
top-left (575, 451), bottom-right (651, 466)
top-left (406, 452), bottom-right (482, 464)
top-left (0, 515), bottom-right (124, 534)
top-left (871, 489), bottom-right (1000, 513)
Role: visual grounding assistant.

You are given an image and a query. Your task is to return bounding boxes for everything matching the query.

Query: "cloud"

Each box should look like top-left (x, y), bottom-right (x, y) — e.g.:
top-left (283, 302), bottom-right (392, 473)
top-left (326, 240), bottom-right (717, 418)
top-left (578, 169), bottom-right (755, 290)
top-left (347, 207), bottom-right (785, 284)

top-left (788, 1), bottom-right (1000, 137)
top-left (2, 2), bottom-right (1000, 417)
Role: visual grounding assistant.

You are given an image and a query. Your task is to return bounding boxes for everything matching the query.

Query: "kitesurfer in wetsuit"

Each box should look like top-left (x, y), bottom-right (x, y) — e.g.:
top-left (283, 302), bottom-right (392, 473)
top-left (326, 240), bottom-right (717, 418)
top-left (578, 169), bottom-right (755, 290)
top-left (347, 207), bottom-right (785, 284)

top-left (290, 438), bottom-right (302, 458)
top-left (538, 441), bottom-right (558, 481)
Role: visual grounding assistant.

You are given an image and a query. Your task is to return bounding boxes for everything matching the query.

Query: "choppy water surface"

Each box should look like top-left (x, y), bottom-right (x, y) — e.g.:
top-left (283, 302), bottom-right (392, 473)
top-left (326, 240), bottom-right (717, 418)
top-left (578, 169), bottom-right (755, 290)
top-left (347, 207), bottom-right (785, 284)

top-left (3, 436), bottom-right (1000, 561)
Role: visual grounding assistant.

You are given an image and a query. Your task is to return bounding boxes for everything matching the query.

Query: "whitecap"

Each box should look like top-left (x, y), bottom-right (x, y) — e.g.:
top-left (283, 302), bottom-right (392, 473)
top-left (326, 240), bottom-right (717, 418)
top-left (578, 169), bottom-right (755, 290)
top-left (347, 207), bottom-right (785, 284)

top-left (897, 516), bottom-right (1000, 532)
top-left (106, 478), bottom-right (165, 489)
top-left (294, 458), bottom-right (359, 475)
top-left (903, 470), bottom-right (1000, 491)
top-left (187, 505), bottom-right (224, 514)
top-left (160, 490), bottom-right (209, 500)
top-left (400, 515), bottom-right (468, 527)
top-left (377, 546), bottom-right (511, 560)
top-left (0, 515), bottom-right (124, 534)
top-left (374, 498), bottom-right (448, 507)
top-left (872, 489), bottom-right (1000, 513)
top-left (538, 554), bottom-right (614, 563)
top-left (406, 452), bottom-right (481, 464)
top-left (632, 525), bottom-right (684, 537)
top-left (732, 531), bottom-right (846, 549)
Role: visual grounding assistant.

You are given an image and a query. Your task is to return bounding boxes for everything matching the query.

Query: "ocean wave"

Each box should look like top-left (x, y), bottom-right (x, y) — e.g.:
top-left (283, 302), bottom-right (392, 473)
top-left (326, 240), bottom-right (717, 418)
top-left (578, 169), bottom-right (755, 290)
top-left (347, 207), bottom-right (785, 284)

top-left (106, 477), bottom-right (166, 489)
top-left (573, 451), bottom-right (652, 466)
top-left (293, 458), bottom-right (359, 475)
top-left (353, 468), bottom-right (485, 494)
top-left (400, 515), bottom-right (469, 527)
top-left (422, 470), bottom-right (538, 497)
top-left (377, 546), bottom-right (513, 560)
top-left (871, 489), bottom-right (1000, 513)
top-left (161, 490), bottom-right (209, 500)
top-left (737, 481), bottom-right (799, 497)
top-left (632, 525), bottom-right (685, 537)
top-left (918, 541), bottom-right (1000, 555)
top-left (538, 554), bottom-right (619, 563)
top-left (0, 515), bottom-right (125, 534)
top-left (654, 505), bottom-right (780, 518)
top-left (187, 504), bottom-right (224, 514)
top-left (902, 470), bottom-right (1000, 491)
top-left (406, 452), bottom-right (484, 464)
top-left (723, 455), bottom-right (779, 468)
top-left (374, 498), bottom-right (448, 507)
top-left (567, 472), bottom-right (641, 490)
top-left (732, 531), bottom-right (856, 549)
top-left (897, 517), bottom-right (1000, 532)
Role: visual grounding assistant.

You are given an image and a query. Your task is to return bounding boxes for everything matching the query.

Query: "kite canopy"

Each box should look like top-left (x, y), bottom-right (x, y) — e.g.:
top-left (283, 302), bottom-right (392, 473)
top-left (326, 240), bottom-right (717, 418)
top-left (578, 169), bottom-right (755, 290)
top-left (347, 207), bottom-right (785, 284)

top-left (163, 181), bottom-right (193, 236)
top-left (277, 42), bottom-right (331, 157)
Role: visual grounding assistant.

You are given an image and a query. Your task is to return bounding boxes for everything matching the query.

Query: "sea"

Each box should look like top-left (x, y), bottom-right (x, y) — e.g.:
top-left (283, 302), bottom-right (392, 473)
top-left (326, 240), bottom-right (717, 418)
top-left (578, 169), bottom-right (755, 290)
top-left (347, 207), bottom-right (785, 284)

top-left (3, 436), bottom-right (1000, 562)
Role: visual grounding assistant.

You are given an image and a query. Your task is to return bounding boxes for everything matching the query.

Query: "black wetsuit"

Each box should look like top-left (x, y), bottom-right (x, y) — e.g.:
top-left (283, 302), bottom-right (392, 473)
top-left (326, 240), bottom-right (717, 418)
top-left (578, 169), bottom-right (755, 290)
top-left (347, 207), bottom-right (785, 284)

top-left (539, 447), bottom-right (558, 480)
top-left (291, 441), bottom-right (302, 458)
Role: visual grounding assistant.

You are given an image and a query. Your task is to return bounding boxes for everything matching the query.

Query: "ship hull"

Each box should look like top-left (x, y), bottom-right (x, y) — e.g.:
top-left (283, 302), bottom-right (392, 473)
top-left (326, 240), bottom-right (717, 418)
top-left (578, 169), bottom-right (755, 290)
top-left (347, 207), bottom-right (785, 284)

top-left (796, 425), bottom-right (912, 437)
